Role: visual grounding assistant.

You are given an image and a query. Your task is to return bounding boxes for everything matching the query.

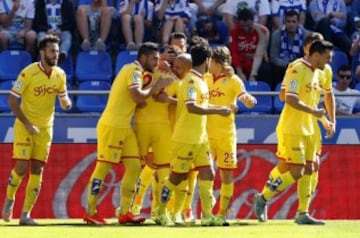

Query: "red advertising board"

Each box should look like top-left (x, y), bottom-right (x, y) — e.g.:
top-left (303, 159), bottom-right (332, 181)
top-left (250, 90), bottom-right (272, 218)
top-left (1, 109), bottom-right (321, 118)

top-left (0, 144), bottom-right (359, 219)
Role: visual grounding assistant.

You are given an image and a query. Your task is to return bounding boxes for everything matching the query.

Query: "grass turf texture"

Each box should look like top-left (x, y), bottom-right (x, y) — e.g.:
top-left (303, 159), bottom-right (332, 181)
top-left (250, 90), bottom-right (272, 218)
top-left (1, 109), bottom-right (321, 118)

top-left (1, 219), bottom-right (359, 238)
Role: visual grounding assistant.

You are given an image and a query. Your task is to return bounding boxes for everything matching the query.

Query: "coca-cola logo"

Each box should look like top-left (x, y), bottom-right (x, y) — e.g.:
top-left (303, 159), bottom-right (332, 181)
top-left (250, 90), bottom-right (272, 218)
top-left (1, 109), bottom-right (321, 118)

top-left (52, 148), bottom-right (330, 218)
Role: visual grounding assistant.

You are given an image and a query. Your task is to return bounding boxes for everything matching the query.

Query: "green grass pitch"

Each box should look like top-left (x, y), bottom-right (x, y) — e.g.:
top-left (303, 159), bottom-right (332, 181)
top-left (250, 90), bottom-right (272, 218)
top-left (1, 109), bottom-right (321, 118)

top-left (1, 219), bottom-right (360, 238)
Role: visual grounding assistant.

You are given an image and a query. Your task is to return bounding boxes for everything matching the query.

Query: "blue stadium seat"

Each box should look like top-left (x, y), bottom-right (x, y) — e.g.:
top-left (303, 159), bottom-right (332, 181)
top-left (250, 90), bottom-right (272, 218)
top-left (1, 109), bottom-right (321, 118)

top-left (76, 81), bottom-right (110, 113)
top-left (273, 82), bottom-right (284, 114)
top-left (75, 51), bottom-right (113, 83)
top-left (58, 55), bottom-right (74, 85)
top-left (238, 81), bottom-right (273, 114)
top-left (0, 80), bottom-right (14, 112)
top-left (114, 50), bottom-right (138, 75)
top-left (330, 50), bottom-right (349, 81)
top-left (0, 50), bottom-right (32, 81)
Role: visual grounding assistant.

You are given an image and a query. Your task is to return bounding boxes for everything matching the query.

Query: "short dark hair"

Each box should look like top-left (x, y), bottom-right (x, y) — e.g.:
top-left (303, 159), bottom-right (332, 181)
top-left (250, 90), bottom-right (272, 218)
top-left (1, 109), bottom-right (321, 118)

top-left (284, 10), bottom-right (300, 20)
top-left (237, 8), bottom-right (254, 22)
top-left (309, 40), bottom-right (333, 56)
top-left (169, 32), bottom-right (187, 44)
top-left (38, 34), bottom-right (60, 50)
top-left (337, 64), bottom-right (352, 74)
top-left (137, 42), bottom-right (159, 59)
top-left (190, 42), bottom-right (211, 67)
top-left (189, 35), bottom-right (209, 48)
top-left (304, 32), bottom-right (323, 47)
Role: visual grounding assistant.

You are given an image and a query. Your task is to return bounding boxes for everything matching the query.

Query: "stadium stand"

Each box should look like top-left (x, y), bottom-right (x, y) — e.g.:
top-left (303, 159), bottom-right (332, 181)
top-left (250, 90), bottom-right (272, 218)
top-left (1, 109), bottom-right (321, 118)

top-left (76, 80), bottom-right (111, 113)
top-left (0, 80), bottom-right (13, 112)
top-left (238, 80), bottom-right (273, 114)
top-left (114, 50), bottom-right (138, 75)
top-left (0, 50), bottom-right (32, 82)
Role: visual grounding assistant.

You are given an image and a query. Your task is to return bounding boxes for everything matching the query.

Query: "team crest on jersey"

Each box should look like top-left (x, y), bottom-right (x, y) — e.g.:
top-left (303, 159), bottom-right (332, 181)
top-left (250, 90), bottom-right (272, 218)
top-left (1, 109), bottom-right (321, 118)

top-left (13, 80), bottom-right (23, 91)
top-left (289, 80), bottom-right (297, 91)
top-left (132, 72), bottom-right (141, 84)
top-left (187, 87), bottom-right (196, 99)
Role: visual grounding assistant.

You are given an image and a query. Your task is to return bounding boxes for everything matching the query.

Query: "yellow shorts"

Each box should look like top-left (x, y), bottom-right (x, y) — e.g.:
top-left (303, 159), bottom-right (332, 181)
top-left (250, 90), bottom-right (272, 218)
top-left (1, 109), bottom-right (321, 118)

top-left (276, 133), bottom-right (313, 165)
top-left (97, 122), bottom-right (139, 164)
top-left (13, 121), bottom-right (52, 162)
top-left (209, 136), bottom-right (237, 169)
top-left (134, 123), bottom-right (172, 166)
top-left (170, 142), bottom-right (213, 174)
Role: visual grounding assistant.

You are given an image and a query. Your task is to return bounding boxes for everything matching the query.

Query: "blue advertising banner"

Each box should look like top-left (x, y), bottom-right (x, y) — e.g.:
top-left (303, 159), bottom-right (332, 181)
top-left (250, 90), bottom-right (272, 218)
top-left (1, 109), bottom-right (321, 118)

top-left (0, 115), bottom-right (359, 144)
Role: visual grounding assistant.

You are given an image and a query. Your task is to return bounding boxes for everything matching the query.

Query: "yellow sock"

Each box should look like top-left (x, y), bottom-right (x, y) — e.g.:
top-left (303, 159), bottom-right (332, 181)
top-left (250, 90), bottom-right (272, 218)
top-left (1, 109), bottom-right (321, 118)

top-left (297, 174), bottom-right (311, 213)
top-left (158, 178), bottom-right (176, 214)
top-left (262, 170), bottom-right (296, 201)
top-left (261, 166), bottom-right (281, 200)
top-left (132, 165), bottom-right (154, 213)
top-left (219, 183), bottom-right (234, 216)
top-left (120, 159), bottom-right (141, 215)
top-left (6, 169), bottom-right (24, 200)
top-left (311, 171), bottom-right (319, 196)
top-left (198, 180), bottom-right (214, 218)
top-left (87, 161), bottom-right (112, 215)
top-left (154, 168), bottom-right (170, 214)
top-left (183, 170), bottom-right (198, 210)
top-left (23, 173), bottom-right (42, 213)
top-left (173, 180), bottom-right (188, 215)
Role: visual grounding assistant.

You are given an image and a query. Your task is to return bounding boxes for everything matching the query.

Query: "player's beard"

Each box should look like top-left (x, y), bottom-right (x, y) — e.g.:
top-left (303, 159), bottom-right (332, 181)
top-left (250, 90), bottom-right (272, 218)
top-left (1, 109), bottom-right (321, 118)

top-left (143, 62), bottom-right (154, 73)
top-left (44, 55), bottom-right (57, 67)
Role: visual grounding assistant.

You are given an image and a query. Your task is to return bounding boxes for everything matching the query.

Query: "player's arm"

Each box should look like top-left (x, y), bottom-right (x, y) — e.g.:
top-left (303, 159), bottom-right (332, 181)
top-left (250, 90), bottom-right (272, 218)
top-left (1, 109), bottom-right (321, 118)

top-left (186, 102), bottom-right (231, 116)
top-left (58, 94), bottom-right (72, 110)
top-left (153, 91), bottom-right (177, 105)
top-left (323, 91), bottom-right (336, 126)
top-left (130, 77), bottom-right (170, 104)
top-left (319, 115), bottom-right (335, 139)
top-left (8, 93), bottom-right (39, 135)
top-left (286, 94), bottom-right (326, 118)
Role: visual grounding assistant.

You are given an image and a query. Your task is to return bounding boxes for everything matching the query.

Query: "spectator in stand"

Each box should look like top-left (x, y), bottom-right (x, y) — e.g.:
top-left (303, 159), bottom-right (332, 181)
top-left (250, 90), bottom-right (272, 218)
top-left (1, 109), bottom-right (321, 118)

top-left (192, 0), bottom-right (228, 44)
top-left (0, 0), bottom-right (37, 58)
top-left (308, 0), bottom-right (352, 55)
top-left (333, 64), bottom-right (360, 115)
top-left (222, 0), bottom-right (271, 30)
top-left (119, 0), bottom-right (154, 51)
top-left (229, 8), bottom-right (270, 84)
top-left (34, 0), bottom-right (75, 63)
top-left (270, 10), bottom-right (311, 88)
top-left (155, 0), bottom-right (191, 46)
top-left (76, 0), bottom-right (115, 51)
top-left (270, 0), bottom-right (307, 29)
top-left (350, 16), bottom-right (360, 80)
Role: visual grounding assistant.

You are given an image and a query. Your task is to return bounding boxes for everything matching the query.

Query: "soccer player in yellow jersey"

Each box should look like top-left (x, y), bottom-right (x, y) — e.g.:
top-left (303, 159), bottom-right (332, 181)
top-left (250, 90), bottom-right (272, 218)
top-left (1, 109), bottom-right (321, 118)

top-left (1, 35), bottom-right (71, 225)
top-left (131, 46), bottom-right (180, 222)
top-left (206, 46), bottom-right (257, 225)
top-left (157, 41), bottom-right (232, 226)
top-left (253, 40), bottom-right (334, 223)
top-left (84, 42), bottom-right (167, 225)
top-left (278, 34), bottom-right (336, 224)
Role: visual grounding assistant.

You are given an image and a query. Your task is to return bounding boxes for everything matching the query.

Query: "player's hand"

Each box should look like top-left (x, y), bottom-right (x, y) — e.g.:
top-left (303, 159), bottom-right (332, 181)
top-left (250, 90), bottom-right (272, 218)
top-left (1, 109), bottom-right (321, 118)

top-left (25, 123), bottom-right (40, 135)
top-left (230, 104), bottom-right (239, 113)
top-left (59, 96), bottom-right (72, 110)
top-left (324, 122), bottom-right (336, 139)
top-left (241, 94), bottom-right (257, 109)
top-left (217, 107), bottom-right (232, 117)
top-left (312, 108), bottom-right (326, 118)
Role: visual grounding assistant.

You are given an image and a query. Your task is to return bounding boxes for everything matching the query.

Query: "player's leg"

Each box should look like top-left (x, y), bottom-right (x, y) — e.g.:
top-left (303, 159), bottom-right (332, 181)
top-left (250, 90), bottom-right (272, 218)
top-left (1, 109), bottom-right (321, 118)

top-left (295, 134), bottom-right (325, 225)
top-left (181, 170), bottom-right (197, 224)
top-left (254, 134), bottom-right (305, 222)
top-left (132, 164), bottom-right (154, 215)
top-left (117, 129), bottom-right (145, 224)
top-left (2, 122), bottom-right (33, 223)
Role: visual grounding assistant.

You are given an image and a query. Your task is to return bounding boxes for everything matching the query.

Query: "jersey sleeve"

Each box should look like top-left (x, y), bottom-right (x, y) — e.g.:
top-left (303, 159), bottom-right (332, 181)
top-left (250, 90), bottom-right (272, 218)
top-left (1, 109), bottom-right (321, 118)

top-left (128, 67), bottom-right (143, 89)
top-left (233, 75), bottom-right (246, 97)
top-left (321, 65), bottom-right (333, 93)
top-left (11, 70), bottom-right (28, 97)
top-left (284, 63), bottom-right (304, 96)
top-left (57, 71), bottom-right (68, 97)
top-left (183, 79), bottom-right (197, 105)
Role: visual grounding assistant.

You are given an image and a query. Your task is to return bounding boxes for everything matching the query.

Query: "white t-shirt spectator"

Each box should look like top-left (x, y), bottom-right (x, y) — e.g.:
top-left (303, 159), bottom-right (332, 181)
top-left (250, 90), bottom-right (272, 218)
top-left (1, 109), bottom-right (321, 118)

top-left (333, 87), bottom-right (360, 114)
top-left (0, 0), bottom-right (35, 29)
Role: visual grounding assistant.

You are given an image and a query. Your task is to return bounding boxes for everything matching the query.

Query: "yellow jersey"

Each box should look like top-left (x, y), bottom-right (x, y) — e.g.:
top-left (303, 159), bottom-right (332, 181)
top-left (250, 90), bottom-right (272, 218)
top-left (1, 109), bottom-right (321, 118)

top-left (277, 59), bottom-right (321, 136)
top-left (172, 69), bottom-right (209, 144)
top-left (134, 70), bottom-right (174, 124)
top-left (165, 77), bottom-right (182, 130)
top-left (10, 62), bottom-right (67, 128)
top-left (99, 61), bottom-right (144, 128)
top-left (205, 73), bottom-right (246, 138)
